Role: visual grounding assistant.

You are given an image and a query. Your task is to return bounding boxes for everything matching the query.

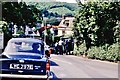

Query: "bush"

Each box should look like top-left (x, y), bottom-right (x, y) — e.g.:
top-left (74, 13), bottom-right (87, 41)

top-left (73, 43), bottom-right (86, 55)
top-left (87, 47), bottom-right (98, 59)
top-left (73, 44), bottom-right (80, 55)
top-left (106, 43), bottom-right (119, 61)
top-left (87, 43), bottom-right (119, 61)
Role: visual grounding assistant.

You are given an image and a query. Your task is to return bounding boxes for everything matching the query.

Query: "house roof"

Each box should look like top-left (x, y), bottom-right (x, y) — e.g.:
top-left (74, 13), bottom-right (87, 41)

top-left (59, 17), bottom-right (75, 28)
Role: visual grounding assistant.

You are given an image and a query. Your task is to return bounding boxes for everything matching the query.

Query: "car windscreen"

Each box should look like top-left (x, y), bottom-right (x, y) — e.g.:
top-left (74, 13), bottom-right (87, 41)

top-left (5, 41), bottom-right (44, 55)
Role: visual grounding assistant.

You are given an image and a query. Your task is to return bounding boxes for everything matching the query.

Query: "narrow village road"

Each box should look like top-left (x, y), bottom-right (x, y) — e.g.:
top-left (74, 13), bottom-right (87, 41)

top-left (50, 54), bottom-right (118, 79)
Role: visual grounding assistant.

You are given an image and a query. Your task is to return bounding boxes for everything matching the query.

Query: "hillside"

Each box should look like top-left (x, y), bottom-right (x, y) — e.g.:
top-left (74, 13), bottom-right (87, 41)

top-left (48, 7), bottom-right (74, 16)
top-left (35, 2), bottom-right (78, 11)
top-left (26, 2), bottom-right (79, 17)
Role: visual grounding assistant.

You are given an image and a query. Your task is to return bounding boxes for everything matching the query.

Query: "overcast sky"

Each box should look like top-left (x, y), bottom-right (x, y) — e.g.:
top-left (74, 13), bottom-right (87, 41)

top-left (21, 0), bottom-right (77, 3)
top-left (56, 0), bottom-right (77, 3)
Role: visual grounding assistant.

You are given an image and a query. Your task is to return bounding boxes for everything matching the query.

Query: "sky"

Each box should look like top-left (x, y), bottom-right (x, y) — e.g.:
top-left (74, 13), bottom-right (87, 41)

top-left (55, 0), bottom-right (77, 3)
top-left (21, 0), bottom-right (78, 3)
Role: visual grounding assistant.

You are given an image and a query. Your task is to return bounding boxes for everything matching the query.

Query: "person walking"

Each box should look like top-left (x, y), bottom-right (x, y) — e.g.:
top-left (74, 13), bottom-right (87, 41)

top-left (55, 40), bottom-right (59, 55)
top-left (66, 39), bottom-right (72, 55)
top-left (58, 39), bottom-right (64, 55)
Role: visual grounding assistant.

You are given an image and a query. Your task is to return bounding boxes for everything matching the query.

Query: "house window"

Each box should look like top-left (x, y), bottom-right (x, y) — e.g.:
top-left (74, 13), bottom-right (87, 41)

top-left (66, 23), bottom-right (69, 27)
top-left (64, 20), bottom-right (69, 27)
top-left (62, 30), bottom-right (65, 34)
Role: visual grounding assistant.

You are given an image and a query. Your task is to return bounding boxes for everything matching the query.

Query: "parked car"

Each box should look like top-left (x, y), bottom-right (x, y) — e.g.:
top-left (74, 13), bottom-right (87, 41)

top-left (0, 38), bottom-right (52, 79)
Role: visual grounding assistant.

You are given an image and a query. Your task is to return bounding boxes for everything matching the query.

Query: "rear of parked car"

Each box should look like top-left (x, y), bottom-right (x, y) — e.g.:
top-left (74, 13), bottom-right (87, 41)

top-left (0, 38), bottom-right (51, 79)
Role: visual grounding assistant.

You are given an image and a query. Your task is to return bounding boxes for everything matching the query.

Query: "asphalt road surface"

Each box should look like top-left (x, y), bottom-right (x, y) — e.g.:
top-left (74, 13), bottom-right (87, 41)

top-left (0, 54), bottom-right (119, 80)
top-left (50, 54), bottom-right (119, 79)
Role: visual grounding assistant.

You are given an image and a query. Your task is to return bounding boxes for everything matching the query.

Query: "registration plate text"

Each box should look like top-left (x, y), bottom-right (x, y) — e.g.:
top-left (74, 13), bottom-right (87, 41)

top-left (10, 64), bottom-right (33, 70)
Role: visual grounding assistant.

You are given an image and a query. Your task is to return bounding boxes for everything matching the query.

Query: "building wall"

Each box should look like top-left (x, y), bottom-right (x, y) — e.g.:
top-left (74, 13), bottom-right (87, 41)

top-left (57, 28), bottom-right (64, 36)
top-left (58, 17), bottom-right (75, 37)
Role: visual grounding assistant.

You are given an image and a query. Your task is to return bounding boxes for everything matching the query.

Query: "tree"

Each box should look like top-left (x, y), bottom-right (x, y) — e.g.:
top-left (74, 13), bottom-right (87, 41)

top-left (2, 2), bottom-right (42, 49)
top-left (2, 2), bottom-right (42, 26)
top-left (64, 13), bottom-right (74, 17)
top-left (45, 17), bottom-right (61, 26)
top-left (73, 2), bottom-right (120, 51)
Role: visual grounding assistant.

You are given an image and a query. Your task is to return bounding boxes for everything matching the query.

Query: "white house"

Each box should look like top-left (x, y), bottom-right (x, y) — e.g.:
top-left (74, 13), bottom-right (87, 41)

top-left (57, 17), bottom-right (75, 37)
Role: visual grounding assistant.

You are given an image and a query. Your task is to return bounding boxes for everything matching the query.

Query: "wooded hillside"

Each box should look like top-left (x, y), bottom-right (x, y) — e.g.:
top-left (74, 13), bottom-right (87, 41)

top-left (26, 2), bottom-right (79, 17)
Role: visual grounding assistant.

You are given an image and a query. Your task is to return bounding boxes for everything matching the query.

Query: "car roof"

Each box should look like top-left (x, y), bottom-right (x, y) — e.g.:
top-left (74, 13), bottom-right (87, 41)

top-left (9, 38), bottom-right (43, 43)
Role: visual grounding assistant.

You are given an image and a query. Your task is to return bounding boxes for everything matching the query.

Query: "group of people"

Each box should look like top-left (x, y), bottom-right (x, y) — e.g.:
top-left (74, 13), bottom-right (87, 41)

top-left (54, 38), bottom-right (74, 55)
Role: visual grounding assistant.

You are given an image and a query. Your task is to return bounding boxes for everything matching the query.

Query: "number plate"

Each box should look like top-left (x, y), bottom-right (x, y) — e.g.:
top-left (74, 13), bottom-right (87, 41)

top-left (10, 64), bottom-right (33, 70)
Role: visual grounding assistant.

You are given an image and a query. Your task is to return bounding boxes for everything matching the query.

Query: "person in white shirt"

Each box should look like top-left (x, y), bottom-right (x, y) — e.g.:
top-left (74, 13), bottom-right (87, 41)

top-left (58, 40), bottom-right (63, 46)
top-left (58, 39), bottom-right (64, 55)
top-left (55, 40), bottom-right (59, 55)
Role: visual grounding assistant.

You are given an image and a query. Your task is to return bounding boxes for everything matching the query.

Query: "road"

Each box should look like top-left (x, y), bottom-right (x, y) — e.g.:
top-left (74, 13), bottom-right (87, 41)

top-left (0, 52), bottom-right (119, 80)
top-left (50, 54), bottom-right (118, 79)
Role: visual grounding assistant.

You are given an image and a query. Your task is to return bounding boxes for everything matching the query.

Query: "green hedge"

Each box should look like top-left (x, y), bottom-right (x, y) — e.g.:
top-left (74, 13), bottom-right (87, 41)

top-left (73, 43), bottom-right (86, 55)
top-left (73, 42), bottom-right (119, 62)
top-left (87, 43), bottom-right (119, 62)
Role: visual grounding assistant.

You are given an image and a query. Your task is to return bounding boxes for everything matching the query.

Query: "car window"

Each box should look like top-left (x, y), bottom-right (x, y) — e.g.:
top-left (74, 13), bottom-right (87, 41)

top-left (5, 42), bottom-right (43, 54)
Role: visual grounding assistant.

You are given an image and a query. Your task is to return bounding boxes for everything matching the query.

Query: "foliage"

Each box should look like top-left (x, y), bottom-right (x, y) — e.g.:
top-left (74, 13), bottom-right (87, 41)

top-left (2, 2), bottom-right (42, 36)
top-left (25, 2), bottom-right (78, 28)
top-left (2, 2), bottom-right (42, 25)
top-left (16, 29), bottom-right (24, 34)
top-left (45, 17), bottom-right (61, 26)
top-left (87, 43), bottom-right (119, 61)
top-left (73, 43), bottom-right (86, 55)
top-left (26, 2), bottom-right (79, 17)
top-left (45, 28), bottom-right (54, 46)
top-left (48, 7), bottom-right (74, 16)
top-left (2, 2), bottom-right (42, 49)
top-left (73, 2), bottom-right (120, 61)
top-left (73, 2), bottom-right (120, 50)
top-left (0, 21), bottom-right (7, 29)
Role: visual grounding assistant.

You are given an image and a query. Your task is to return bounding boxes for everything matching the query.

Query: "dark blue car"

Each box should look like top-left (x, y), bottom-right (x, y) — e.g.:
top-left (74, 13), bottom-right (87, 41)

top-left (0, 38), bottom-right (52, 79)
